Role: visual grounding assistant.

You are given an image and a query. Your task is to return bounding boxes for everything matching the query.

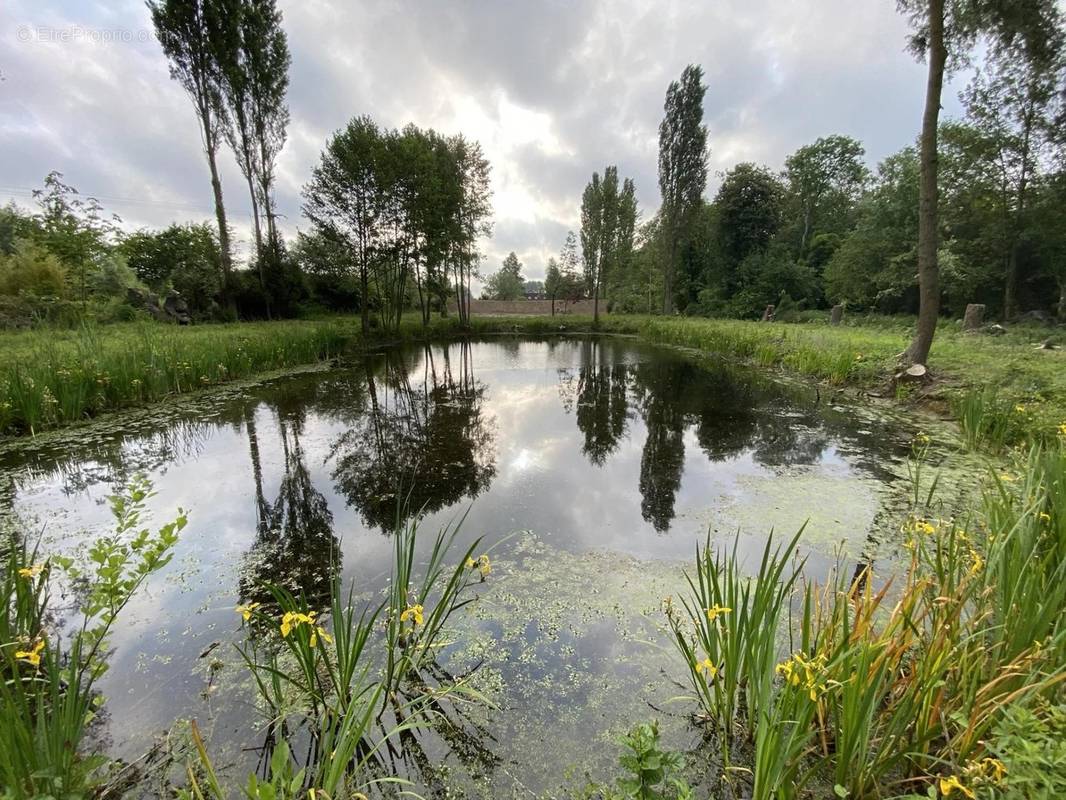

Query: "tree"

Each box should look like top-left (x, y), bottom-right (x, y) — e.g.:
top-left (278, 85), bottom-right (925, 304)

top-left (896, 0), bottom-right (1063, 364)
top-left (825, 147), bottom-right (921, 311)
top-left (482, 252), bottom-right (524, 300)
top-left (32, 172), bottom-right (120, 301)
top-left (303, 116), bottom-right (383, 334)
top-left (580, 168), bottom-right (618, 324)
top-left (241, 0), bottom-right (291, 315)
top-left (148, 0), bottom-right (233, 283)
top-left (657, 64), bottom-right (708, 314)
top-left (121, 223), bottom-right (223, 315)
top-left (962, 41), bottom-right (1062, 318)
top-left (545, 257), bottom-right (562, 315)
top-left (783, 135), bottom-right (869, 254)
top-left (448, 135), bottom-right (493, 326)
top-left (715, 163), bottom-right (785, 268)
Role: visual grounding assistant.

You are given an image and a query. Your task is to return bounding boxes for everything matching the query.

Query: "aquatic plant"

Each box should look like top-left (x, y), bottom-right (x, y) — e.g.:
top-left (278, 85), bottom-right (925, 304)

top-left (0, 476), bottom-right (185, 798)
top-left (667, 440), bottom-right (1066, 799)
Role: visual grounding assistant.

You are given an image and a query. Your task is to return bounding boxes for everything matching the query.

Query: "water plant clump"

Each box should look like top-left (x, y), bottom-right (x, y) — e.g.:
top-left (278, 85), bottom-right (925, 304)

top-left (664, 436), bottom-right (1066, 799)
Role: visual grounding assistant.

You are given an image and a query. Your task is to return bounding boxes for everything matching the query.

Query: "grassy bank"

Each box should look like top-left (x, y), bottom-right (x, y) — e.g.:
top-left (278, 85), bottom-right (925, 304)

top-left (2, 313), bottom-right (1063, 441)
top-left (0, 316), bottom-right (575, 436)
top-left (595, 315), bottom-right (1066, 445)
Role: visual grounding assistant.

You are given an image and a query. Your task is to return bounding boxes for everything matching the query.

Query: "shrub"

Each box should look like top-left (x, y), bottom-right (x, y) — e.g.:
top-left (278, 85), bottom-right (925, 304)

top-left (0, 239), bottom-right (68, 298)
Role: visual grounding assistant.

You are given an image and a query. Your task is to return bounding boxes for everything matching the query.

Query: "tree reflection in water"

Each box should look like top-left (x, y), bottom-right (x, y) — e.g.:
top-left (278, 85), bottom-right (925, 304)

top-left (238, 400), bottom-right (339, 610)
top-left (562, 340), bottom-right (833, 533)
top-left (330, 341), bottom-right (496, 532)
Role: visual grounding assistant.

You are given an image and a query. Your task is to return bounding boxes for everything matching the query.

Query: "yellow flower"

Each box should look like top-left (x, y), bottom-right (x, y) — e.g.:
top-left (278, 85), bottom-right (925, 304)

top-left (695, 657), bottom-right (718, 680)
top-left (938, 775), bottom-right (974, 799)
top-left (968, 550), bottom-right (984, 577)
top-left (15, 639), bottom-right (45, 668)
top-left (280, 610), bottom-right (316, 638)
top-left (400, 604), bottom-right (424, 627)
top-left (310, 626), bottom-right (333, 648)
top-left (1058, 422), bottom-right (1066, 437)
top-left (478, 554), bottom-right (492, 577)
top-left (18, 563), bottom-right (45, 579)
top-left (999, 472), bottom-right (1016, 483)
top-left (1039, 512), bottom-right (1052, 523)
top-left (978, 757), bottom-right (1007, 784)
top-left (915, 432), bottom-right (930, 446)
top-left (1014, 404), bottom-right (1027, 414)
top-left (465, 557), bottom-right (477, 569)
top-left (705, 604), bottom-right (732, 622)
top-left (236, 602), bottom-right (261, 622)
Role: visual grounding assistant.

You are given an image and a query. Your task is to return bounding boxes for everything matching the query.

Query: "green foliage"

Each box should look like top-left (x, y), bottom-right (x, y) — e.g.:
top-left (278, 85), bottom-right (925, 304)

top-left (987, 703), bottom-right (1066, 800)
top-left (303, 116), bottom-right (492, 330)
top-left (657, 64), bottom-right (708, 314)
top-left (0, 239), bottom-right (68, 298)
top-left (667, 529), bottom-right (805, 766)
top-left (122, 223), bottom-right (223, 315)
top-left (660, 438), bottom-right (1066, 799)
top-left (482, 251), bottom-right (525, 300)
top-left (613, 722), bottom-right (692, 800)
top-left (0, 477), bottom-right (184, 798)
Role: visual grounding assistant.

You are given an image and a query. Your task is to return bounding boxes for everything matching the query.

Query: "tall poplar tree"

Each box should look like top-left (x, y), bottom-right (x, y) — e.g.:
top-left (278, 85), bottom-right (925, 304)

top-left (657, 64), bottom-right (708, 314)
top-left (149, 0), bottom-right (233, 282)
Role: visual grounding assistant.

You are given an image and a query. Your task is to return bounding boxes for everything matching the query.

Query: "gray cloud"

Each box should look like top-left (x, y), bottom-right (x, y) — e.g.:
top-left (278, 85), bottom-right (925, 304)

top-left (1, 0), bottom-right (968, 282)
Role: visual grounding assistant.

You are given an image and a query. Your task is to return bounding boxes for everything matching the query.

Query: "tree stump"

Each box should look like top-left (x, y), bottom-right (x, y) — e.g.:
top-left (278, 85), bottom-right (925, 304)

top-left (893, 364), bottom-right (929, 385)
top-left (761, 304), bottom-right (776, 322)
top-left (830, 305), bottom-right (844, 326)
top-left (962, 303), bottom-right (985, 332)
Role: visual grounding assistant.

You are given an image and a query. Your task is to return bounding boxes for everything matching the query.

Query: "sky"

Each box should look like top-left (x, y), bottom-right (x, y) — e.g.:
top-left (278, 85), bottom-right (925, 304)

top-left (0, 0), bottom-right (970, 284)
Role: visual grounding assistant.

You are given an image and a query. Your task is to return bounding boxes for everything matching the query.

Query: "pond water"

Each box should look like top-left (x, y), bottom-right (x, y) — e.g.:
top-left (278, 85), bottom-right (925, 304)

top-left (0, 336), bottom-right (914, 796)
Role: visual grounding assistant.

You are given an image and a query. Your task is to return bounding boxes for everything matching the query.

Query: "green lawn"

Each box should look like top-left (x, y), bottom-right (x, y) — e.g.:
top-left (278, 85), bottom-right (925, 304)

top-left (1, 313), bottom-right (1063, 442)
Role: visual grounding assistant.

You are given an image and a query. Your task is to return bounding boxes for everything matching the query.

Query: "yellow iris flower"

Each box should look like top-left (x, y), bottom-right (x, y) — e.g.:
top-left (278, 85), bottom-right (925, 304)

top-left (938, 775), bottom-right (974, 799)
top-left (280, 610), bottom-right (317, 638)
top-left (979, 757), bottom-right (1007, 784)
top-left (309, 626), bottom-right (333, 648)
top-left (705, 604), bottom-right (732, 622)
top-left (695, 657), bottom-right (718, 680)
top-left (18, 563), bottom-right (44, 579)
top-left (235, 602), bottom-right (261, 622)
top-left (15, 639), bottom-right (45, 668)
top-left (400, 604), bottom-right (425, 626)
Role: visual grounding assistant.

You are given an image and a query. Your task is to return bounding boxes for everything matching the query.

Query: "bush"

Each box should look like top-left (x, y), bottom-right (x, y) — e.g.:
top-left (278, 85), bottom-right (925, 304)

top-left (0, 239), bottom-right (68, 298)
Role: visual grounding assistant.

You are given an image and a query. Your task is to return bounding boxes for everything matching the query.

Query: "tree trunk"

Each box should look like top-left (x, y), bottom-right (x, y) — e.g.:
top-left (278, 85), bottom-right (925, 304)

top-left (593, 278), bottom-right (600, 326)
top-left (199, 104), bottom-right (232, 282)
top-left (830, 304), bottom-right (843, 326)
top-left (1058, 279), bottom-right (1066, 322)
top-left (360, 264), bottom-right (370, 335)
top-left (906, 0), bottom-right (946, 367)
top-left (662, 234), bottom-right (676, 315)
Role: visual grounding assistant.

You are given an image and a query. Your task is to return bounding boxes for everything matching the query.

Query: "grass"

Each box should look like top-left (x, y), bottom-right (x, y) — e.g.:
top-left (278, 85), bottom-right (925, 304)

top-left (1, 312), bottom-right (1064, 443)
top-left (666, 437), bottom-right (1066, 800)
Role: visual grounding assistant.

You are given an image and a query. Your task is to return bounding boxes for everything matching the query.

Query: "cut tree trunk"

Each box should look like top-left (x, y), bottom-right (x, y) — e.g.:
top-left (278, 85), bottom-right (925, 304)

top-left (962, 303), bottom-right (985, 332)
top-left (761, 304), bottom-right (776, 322)
top-left (830, 305), bottom-right (843, 326)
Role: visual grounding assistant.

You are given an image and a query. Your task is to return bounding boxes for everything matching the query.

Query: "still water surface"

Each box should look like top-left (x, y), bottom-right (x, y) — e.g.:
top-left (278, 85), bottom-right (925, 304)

top-left (0, 337), bottom-right (910, 795)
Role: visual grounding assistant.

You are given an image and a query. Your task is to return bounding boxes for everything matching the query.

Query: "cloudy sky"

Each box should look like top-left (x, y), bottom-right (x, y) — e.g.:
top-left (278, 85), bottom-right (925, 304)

top-left (1, 0), bottom-right (969, 283)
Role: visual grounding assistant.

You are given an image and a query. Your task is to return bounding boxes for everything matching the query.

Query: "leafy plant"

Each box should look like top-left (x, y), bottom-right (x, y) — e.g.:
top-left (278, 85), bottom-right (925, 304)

top-left (0, 475), bottom-right (185, 798)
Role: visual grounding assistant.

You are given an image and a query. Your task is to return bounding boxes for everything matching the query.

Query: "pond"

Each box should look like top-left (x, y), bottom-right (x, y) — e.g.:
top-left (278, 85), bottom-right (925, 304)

top-left (0, 336), bottom-right (914, 796)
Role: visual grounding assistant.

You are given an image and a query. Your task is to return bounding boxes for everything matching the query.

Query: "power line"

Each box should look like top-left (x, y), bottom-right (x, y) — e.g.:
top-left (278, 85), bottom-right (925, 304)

top-left (0, 185), bottom-right (259, 218)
